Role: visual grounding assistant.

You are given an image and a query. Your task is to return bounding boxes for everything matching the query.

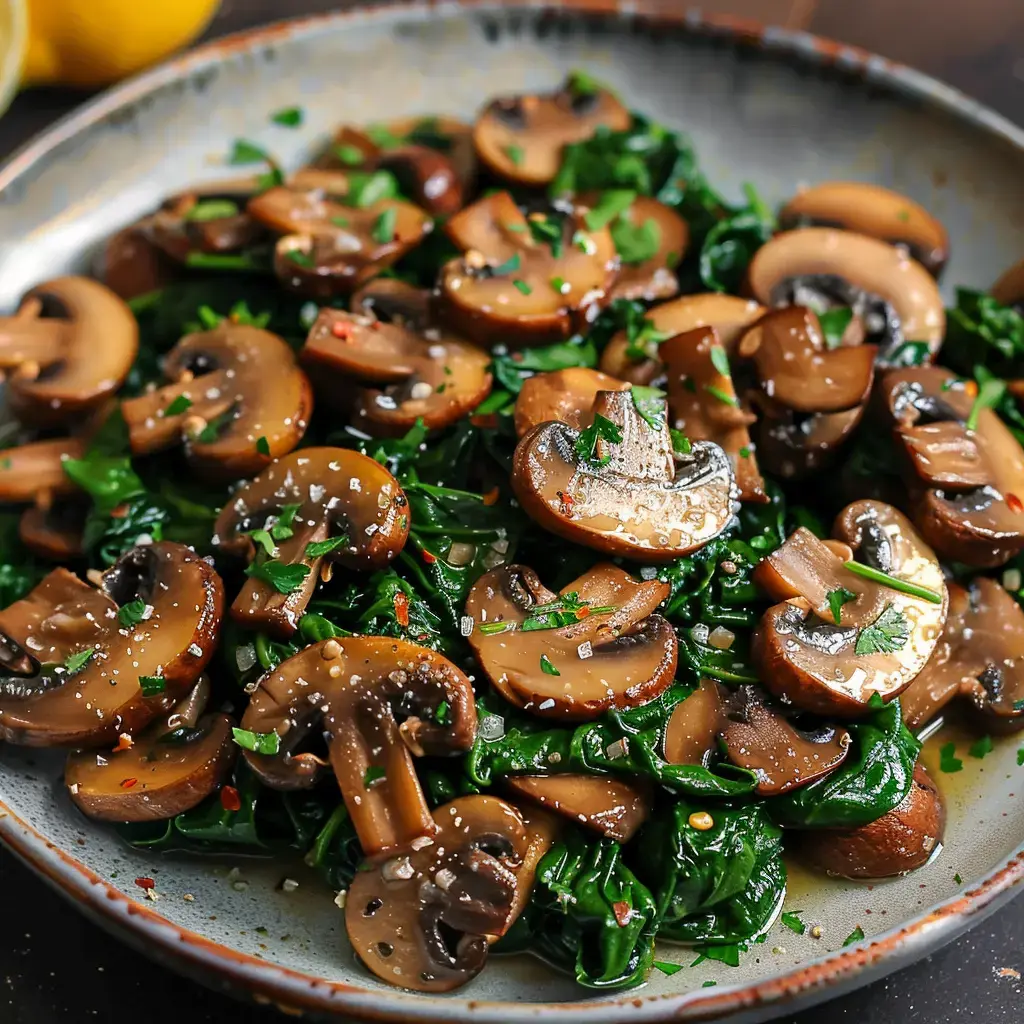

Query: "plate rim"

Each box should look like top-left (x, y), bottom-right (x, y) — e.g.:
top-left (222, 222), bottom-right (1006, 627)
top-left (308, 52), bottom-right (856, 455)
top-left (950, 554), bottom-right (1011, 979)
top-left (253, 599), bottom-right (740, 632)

top-left (1, 2), bottom-right (1024, 1021)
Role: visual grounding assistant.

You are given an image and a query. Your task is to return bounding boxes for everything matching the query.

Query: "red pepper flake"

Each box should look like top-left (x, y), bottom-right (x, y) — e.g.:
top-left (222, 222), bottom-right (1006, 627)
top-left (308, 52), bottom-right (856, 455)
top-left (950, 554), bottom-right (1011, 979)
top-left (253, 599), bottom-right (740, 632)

top-left (110, 503), bottom-right (129, 520)
top-left (421, 549), bottom-right (437, 564)
top-left (120, 777), bottom-right (138, 789)
top-left (575, 606), bottom-right (591, 620)
top-left (220, 785), bottom-right (242, 812)
top-left (612, 900), bottom-right (632, 927)
top-left (331, 319), bottom-right (354, 341)
top-left (963, 379), bottom-right (979, 398)
top-left (482, 486), bottom-right (500, 506)
top-left (393, 591), bottom-right (410, 627)
top-left (1008, 493), bottom-right (1023, 514)
top-left (134, 876), bottom-right (155, 891)
top-left (557, 489), bottom-right (574, 512)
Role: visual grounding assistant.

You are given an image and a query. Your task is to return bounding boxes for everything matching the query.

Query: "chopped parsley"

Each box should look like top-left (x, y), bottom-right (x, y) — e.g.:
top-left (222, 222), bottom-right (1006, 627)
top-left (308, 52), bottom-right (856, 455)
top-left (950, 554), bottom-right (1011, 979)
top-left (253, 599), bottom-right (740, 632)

top-left (966, 376), bottom-right (1007, 432)
top-left (489, 252), bottom-right (522, 277)
top-left (64, 649), bottom-right (95, 675)
top-left (228, 138), bottom-right (273, 165)
top-left (584, 190), bottom-right (636, 231)
top-left (566, 68), bottom-right (602, 95)
top-left (363, 766), bottom-right (387, 787)
top-left (232, 727), bottom-right (281, 756)
top-left (522, 592), bottom-right (616, 631)
top-left (842, 925), bottom-right (865, 947)
top-left (245, 559), bottom-right (311, 595)
top-left (842, 560), bottom-right (943, 605)
top-left (670, 429), bottom-right (692, 455)
top-left (623, 314), bottom-right (670, 361)
top-left (540, 654), bottom-right (561, 676)
top-left (117, 599), bottom-right (148, 629)
top-left (939, 742), bottom-right (964, 773)
top-left (139, 675), bottom-right (166, 697)
top-left (704, 384), bottom-right (739, 408)
top-left (968, 735), bottom-right (993, 759)
top-left (164, 394), bottom-right (192, 417)
top-left (550, 275), bottom-right (569, 295)
top-left (854, 604), bottom-right (910, 656)
top-left (305, 535), bottom-right (350, 559)
top-left (256, 436), bottom-right (271, 456)
top-left (503, 143), bottom-right (525, 166)
top-left (435, 700), bottom-right (450, 725)
top-left (270, 106), bottom-right (304, 128)
top-left (346, 170), bottom-right (400, 208)
top-left (334, 144), bottom-right (365, 166)
top-left (780, 911), bottom-right (806, 935)
top-left (631, 384), bottom-right (667, 429)
top-left (286, 250), bottom-right (316, 268)
top-left (709, 346), bottom-right (730, 377)
top-left (512, 279), bottom-right (532, 296)
top-left (610, 215), bottom-right (660, 264)
top-left (1018, 748), bottom-right (1024, 766)
top-left (575, 413), bottom-right (623, 467)
top-left (827, 587), bottom-right (856, 625)
top-left (371, 207), bottom-right (397, 244)
top-left (185, 199), bottom-right (240, 222)
top-left (954, 872), bottom-right (963, 885)
top-left (652, 960), bottom-right (683, 976)
top-left (819, 307), bottom-right (854, 349)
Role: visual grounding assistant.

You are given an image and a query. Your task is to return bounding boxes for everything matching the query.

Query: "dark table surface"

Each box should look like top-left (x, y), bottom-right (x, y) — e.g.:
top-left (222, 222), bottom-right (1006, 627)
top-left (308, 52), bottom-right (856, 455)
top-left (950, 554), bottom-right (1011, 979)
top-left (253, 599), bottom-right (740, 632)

top-left (2, 2), bottom-right (1023, 1023)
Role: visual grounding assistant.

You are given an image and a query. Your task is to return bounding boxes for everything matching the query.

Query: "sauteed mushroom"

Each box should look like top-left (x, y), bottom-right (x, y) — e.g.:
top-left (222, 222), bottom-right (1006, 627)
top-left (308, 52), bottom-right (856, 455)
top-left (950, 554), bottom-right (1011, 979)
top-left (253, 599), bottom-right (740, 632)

top-left (0, 542), bottom-right (223, 746)
top-left (512, 388), bottom-right (736, 560)
top-left (513, 367), bottom-right (630, 438)
top-left (991, 257), bottom-right (1024, 311)
top-left (19, 502), bottom-right (87, 562)
top-left (350, 277), bottom-right (433, 328)
top-left (101, 226), bottom-right (176, 300)
top-left (663, 677), bottom-right (723, 767)
top-left (213, 447), bottom-right (409, 637)
top-left (0, 437), bottom-right (84, 506)
top-left (465, 562), bottom-right (677, 720)
top-left (751, 398), bottom-right (866, 482)
top-left (601, 196), bottom-right (689, 303)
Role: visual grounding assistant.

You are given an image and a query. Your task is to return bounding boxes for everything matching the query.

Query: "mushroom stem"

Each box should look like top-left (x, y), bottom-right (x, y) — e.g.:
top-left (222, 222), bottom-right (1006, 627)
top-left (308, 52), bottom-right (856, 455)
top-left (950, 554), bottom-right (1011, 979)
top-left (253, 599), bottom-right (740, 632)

top-left (0, 317), bottom-right (68, 368)
top-left (121, 374), bottom-right (236, 455)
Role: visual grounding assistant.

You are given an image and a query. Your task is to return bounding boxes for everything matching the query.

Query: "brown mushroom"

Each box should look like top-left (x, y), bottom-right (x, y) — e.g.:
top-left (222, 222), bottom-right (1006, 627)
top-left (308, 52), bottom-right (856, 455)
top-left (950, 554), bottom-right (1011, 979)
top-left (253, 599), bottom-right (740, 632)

top-left (0, 437), bottom-right (84, 505)
top-left (345, 795), bottom-right (534, 992)
top-left (65, 677), bottom-right (236, 822)
top-left (464, 562), bottom-right (677, 720)
top-left (350, 277), bottom-right (433, 329)
top-left (213, 447), bottom-right (409, 637)
top-left (100, 226), bottom-right (177, 300)
top-left (0, 276), bottom-right (138, 427)
top-left (513, 367), bottom-right (630, 439)
top-left (661, 325), bottom-right (766, 503)
top-left (19, 502), bottom-right (87, 562)
top-left (663, 677), bottom-right (724, 767)
top-left (746, 228), bottom-right (945, 359)
top-left (436, 191), bottom-right (618, 348)
top-left (601, 196), bottom-right (689, 303)
top-left (752, 397), bottom-right (866, 481)
top-left (302, 308), bottom-right (491, 435)
top-left (0, 541), bottom-right (223, 747)
top-left (752, 500), bottom-right (947, 716)
top-left (120, 322), bottom-right (313, 480)
top-left (991, 257), bottom-right (1024, 312)
top-left (240, 637), bottom-right (476, 858)
top-left (796, 763), bottom-right (945, 878)
top-left (512, 388), bottom-right (736, 560)
top-left (880, 366), bottom-right (1024, 567)
top-left (473, 77), bottom-right (631, 187)
top-left (779, 182), bottom-right (950, 276)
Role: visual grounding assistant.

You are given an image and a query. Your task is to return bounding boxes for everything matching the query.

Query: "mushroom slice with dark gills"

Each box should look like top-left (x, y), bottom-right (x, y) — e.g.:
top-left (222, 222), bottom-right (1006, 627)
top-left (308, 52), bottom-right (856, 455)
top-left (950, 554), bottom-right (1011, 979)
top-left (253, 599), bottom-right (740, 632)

top-left (779, 182), bottom-right (950, 277)
top-left (473, 76), bottom-right (631, 187)
top-left (212, 447), bottom-right (409, 638)
top-left (346, 796), bottom-right (537, 992)
top-left (881, 366), bottom-right (1024, 568)
top-left (746, 228), bottom-right (945, 362)
top-left (239, 637), bottom-right (476, 858)
top-left (464, 562), bottom-right (677, 720)
top-left (991, 256), bottom-right (1024, 313)
top-left (512, 388), bottom-right (736, 560)
top-left (120, 322), bottom-right (313, 480)
top-left (65, 677), bottom-right (236, 822)
top-left (350, 277), bottom-right (433, 329)
top-left (0, 542), bottom-right (224, 747)
top-left (752, 500), bottom-right (947, 717)
top-left (302, 308), bottom-right (491, 435)
top-left (436, 191), bottom-right (619, 349)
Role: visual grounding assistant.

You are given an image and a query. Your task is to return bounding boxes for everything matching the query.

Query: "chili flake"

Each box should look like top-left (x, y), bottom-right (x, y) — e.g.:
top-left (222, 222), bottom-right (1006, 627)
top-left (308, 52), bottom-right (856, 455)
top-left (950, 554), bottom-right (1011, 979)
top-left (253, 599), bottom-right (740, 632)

top-left (421, 549), bottom-right (437, 564)
top-left (557, 489), bottom-right (574, 512)
top-left (612, 900), bottom-right (633, 927)
top-left (135, 876), bottom-right (156, 891)
top-left (331, 319), bottom-right (354, 341)
top-left (482, 486), bottom-right (500, 506)
top-left (575, 606), bottom-right (591, 619)
top-left (120, 777), bottom-right (138, 789)
top-left (963, 379), bottom-right (979, 398)
top-left (393, 591), bottom-right (410, 627)
top-left (220, 785), bottom-right (242, 812)
top-left (1008, 493), bottom-right (1023, 514)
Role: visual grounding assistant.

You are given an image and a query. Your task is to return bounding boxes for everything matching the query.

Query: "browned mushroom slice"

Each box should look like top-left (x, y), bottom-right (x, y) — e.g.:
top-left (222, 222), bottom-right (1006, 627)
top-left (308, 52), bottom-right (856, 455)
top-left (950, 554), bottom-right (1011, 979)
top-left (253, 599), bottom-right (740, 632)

top-left (346, 795), bottom-right (533, 992)
top-left (796, 764), bottom-right (945, 879)
top-left (19, 502), bottom-right (86, 562)
top-left (121, 322), bottom-right (313, 480)
top-left (65, 679), bottom-right (236, 822)
top-left (436, 191), bottom-right (618, 349)
top-left (746, 228), bottom-right (945, 359)
top-left (513, 367), bottom-right (630, 439)
top-left (661, 325), bottom-right (766, 503)
top-left (512, 388), bottom-right (736, 560)
top-left (213, 448), bottom-right (408, 637)
top-left (600, 293), bottom-right (765, 386)
top-left (719, 685), bottom-right (850, 796)
top-left (779, 182), bottom-right (950, 276)
top-left (0, 277), bottom-right (138, 427)
top-left (991, 257), bottom-right (1024, 311)
top-left (350, 278), bottom-right (433, 328)
top-left (0, 542), bottom-right (223, 747)
top-left (465, 562), bottom-right (676, 720)
top-left (100, 226), bottom-right (177, 300)
top-left (0, 437), bottom-right (84, 505)
top-left (881, 366), bottom-right (1024, 567)
top-left (303, 309), bottom-right (491, 434)
top-left (384, 115), bottom-right (477, 191)
top-left (603, 197), bottom-right (689, 303)
top-left (240, 637), bottom-right (476, 858)
top-left (752, 501), bottom-right (947, 716)
top-left (504, 774), bottom-right (649, 841)
top-left (474, 77), bottom-right (631, 187)
top-left (663, 677), bottom-right (724, 767)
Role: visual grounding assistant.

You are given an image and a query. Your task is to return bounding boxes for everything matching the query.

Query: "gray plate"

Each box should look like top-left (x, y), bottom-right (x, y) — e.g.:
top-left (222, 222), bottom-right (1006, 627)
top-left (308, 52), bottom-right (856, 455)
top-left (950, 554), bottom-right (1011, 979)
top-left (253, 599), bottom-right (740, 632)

top-left (1, 4), bottom-right (1024, 1023)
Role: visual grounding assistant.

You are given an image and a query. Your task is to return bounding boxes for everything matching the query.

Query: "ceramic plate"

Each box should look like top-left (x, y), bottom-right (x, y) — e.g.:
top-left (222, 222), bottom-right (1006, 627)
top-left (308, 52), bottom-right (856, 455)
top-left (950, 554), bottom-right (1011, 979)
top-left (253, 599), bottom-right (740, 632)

top-left (2, 4), bottom-right (1024, 1021)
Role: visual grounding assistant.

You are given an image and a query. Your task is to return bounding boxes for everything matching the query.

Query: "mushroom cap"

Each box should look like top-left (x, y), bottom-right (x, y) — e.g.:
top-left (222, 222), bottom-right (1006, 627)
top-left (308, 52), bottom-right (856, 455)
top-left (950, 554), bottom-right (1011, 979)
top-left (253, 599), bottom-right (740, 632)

top-left (465, 562), bottom-right (677, 720)
top-left (0, 277), bottom-right (138, 427)
top-left (436, 192), bottom-right (619, 349)
top-left (473, 80), bottom-right (631, 186)
top-left (779, 182), bottom-right (949, 276)
top-left (240, 637), bottom-right (476, 859)
top-left (513, 367), bottom-right (630, 439)
top-left (512, 388), bottom-right (737, 561)
top-left (346, 795), bottom-right (532, 992)
top-left (796, 763), bottom-right (945, 879)
top-left (753, 500), bottom-right (947, 717)
top-left (603, 196), bottom-right (689, 303)
top-left (0, 542), bottom-right (224, 747)
top-left (100, 225), bottom-right (177, 300)
top-left (384, 115), bottom-right (477, 192)
top-left (19, 502), bottom-right (86, 562)
top-left (121, 322), bottom-right (313, 480)
top-left (0, 437), bottom-right (85, 504)
top-left (991, 257), bottom-right (1024, 310)
top-left (746, 228), bottom-right (945, 353)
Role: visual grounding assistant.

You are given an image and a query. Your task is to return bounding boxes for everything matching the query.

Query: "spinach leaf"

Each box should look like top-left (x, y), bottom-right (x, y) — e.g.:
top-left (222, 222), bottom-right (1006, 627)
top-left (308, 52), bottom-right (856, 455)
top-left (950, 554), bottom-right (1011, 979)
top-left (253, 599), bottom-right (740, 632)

top-left (304, 803), bottom-right (361, 890)
top-left (944, 287), bottom-right (1024, 379)
top-left (491, 336), bottom-right (598, 395)
top-left (698, 187), bottom-right (774, 294)
top-left (0, 511), bottom-right (46, 605)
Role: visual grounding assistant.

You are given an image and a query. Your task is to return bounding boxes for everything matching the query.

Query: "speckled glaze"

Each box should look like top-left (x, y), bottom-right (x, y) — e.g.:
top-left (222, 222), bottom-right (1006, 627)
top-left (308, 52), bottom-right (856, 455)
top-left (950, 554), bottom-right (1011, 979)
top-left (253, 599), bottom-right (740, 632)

top-left (1, 4), bottom-right (1024, 1022)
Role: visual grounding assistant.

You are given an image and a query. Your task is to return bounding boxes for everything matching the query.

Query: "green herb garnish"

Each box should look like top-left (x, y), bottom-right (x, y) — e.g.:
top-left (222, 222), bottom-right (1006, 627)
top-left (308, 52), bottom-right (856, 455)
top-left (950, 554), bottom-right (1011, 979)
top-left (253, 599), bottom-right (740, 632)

top-left (969, 735), bottom-right (993, 759)
top-left (371, 207), bottom-right (397, 244)
top-left (185, 199), bottom-right (240, 222)
top-left (670, 429), bottom-right (692, 455)
top-left (854, 604), bottom-right (910, 656)
top-left (584, 190), bottom-right (636, 231)
top-left (966, 377), bottom-right (1007, 432)
top-left (939, 742), bottom-right (963, 773)
top-left (780, 911), bottom-right (806, 935)
top-left (164, 395), bottom-right (192, 417)
top-left (503, 143), bottom-right (525, 166)
top-left (819, 307), bottom-right (855, 349)
top-left (118, 599), bottom-right (148, 629)
top-left (244, 560), bottom-right (311, 595)
top-left (842, 561), bottom-right (943, 605)
top-left (256, 436), bottom-right (271, 456)
top-left (139, 675), bottom-right (165, 697)
top-left (827, 587), bottom-right (856, 625)
top-left (363, 766), bottom-right (387, 787)
top-left (575, 414), bottom-right (623, 467)
top-left (271, 106), bottom-right (304, 128)
top-left (631, 384), bottom-right (666, 429)
top-left (540, 654), bottom-right (561, 676)
top-left (842, 925), bottom-right (865, 947)
top-left (512, 279), bottom-right (532, 295)
top-left (305, 536), bottom-right (350, 559)
top-left (64, 649), bottom-right (95, 675)
top-left (232, 727), bottom-right (281, 755)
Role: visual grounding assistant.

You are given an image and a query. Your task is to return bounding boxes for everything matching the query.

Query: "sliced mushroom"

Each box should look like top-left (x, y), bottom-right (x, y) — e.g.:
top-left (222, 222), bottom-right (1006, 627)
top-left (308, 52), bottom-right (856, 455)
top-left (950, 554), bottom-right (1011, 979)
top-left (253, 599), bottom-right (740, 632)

top-left (512, 388), bottom-right (736, 560)
top-left (991, 257), bottom-right (1024, 312)
top-left (351, 278), bottom-right (433, 329)
top-left (436, 192), bottom-right (618, 348)
top-left (346, 795), bottom-right (532, 992)
top-left (0, 437), bottom-right (84, 505)
top-left (602, 197), bottom-right (689, 303)
top-left (663, 678), bottom-right (724, 767)
top-left (383, 115), bottom-right (477, 192)
top-left (120, 322), bottom-right (313, 480)
top-left (19, 502), bottom-right (87, 562)
top-left (746, 228), bottom-right (945, 359)
top-left (101, 226), bottom-right (177, 300)
top-left (661, 325), bottom-right (766, 502)
top-left (0, 277), bottom-right (138, 426)
top-left (65, 678), bottom-right (236, 822)
top-left (213, 447), bottom-right (409, 637)
top-left (302, 308), bottom-right (491, 434)
top-left (473, 77), bottom-right (631, 186)
top-left (464, 562), bottom-right (677, 720)
top-left (796, 763), bottom-right (945, 878)
top-left (752, 500), bottom-right (947, 716)
top-left (240, 637), bottom-right (476, 858)
top-left (779, 182), bottom-right (949, 276)
top-left (881, 366), bottom-right (1024, 567)
top-left (513, 367), bottom-right (630, 439)
top-left (0, 542), bottom-right (223, 747)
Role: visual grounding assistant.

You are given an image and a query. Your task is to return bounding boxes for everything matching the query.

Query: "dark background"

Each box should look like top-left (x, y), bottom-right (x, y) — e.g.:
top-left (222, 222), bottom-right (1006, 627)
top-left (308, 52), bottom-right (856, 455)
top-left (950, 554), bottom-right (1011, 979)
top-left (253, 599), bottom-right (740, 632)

top-left (2, 2), bottom-right (1023, 1022)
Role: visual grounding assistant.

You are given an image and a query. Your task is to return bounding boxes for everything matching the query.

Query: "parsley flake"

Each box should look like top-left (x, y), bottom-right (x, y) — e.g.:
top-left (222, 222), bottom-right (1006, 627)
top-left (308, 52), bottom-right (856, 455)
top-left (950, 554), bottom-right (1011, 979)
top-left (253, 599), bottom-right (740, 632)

top-left (305, 535), bottom-right (350, 559)
top-left (670, 429), bottom-right (692, 455)
top-left (245, 560), bottom-right (311, 595)
top-left (256, 436), bottom-right (271, 456)
top-left (334, 144), bottom-right (365, 166)
top-left (228, 139), bottom-right (272, 165)
top-left (575, 414), bottom-right (623, 467)
top-left (139, 675), bottom-right (166, 697)
top-left (966, 377), bottom-right (1007, 432)
top-left (780, 911), bottom-right (806, 935)
top-left (969, 735), bottom-right (993, 759)
top-left (435, 700), bottom-right (450, 725)
top-left (652, 960), bottom-right (683, 977)
top-left (503, 143), bottom-right (525, 166)
top-left (584, 190), bottom-right (636, 231)
top-left (705, 384), bottom-right (739, 408)
top-left (64, 649), bottom-right (95, 675)
top-left (118, 599), bottom-right (148, 629)
top-left (631, 384), bottom-right (667, 429)
top-left (185, 199), bottom-right (240, 222)
top-left (271, 106), bottom-right (304, 128)
top-left (709, 346), bottom-right (730, 378)
top-left (371, 207), bottom-right (397, 244)
top-left (540, 654), bottom-right (561, 676)
top-left (940, 741), bottom-right (963, 773)
top-left (232, 727), bottom-right (281, 755)
top-left (819, 307), bottom-right (854, 349)
top-left (512, 279), bottom-right (532, 296)
top-left (610, 215), bottom-right (660, 264)
top-left (854, 604), bottom-right (910, 655)
top-left (363, 765), bottom-right (387, 787)
top-left (842, 925), bottom-right (865, 947)
top-left (827, 587), bottom-right (856, 625)
top-left (164, 394), bottom-right (192, 417)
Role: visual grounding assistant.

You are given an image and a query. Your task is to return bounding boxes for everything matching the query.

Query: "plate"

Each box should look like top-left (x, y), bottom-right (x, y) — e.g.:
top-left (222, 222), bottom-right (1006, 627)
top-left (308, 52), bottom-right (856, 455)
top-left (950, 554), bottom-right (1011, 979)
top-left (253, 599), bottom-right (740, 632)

top-left (1, 4), bottom-right (1024, 1022)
